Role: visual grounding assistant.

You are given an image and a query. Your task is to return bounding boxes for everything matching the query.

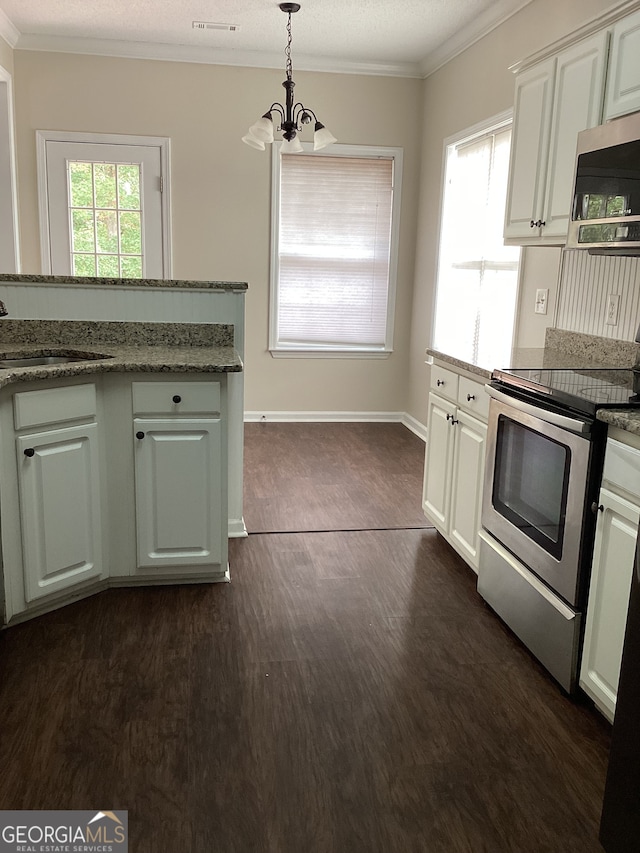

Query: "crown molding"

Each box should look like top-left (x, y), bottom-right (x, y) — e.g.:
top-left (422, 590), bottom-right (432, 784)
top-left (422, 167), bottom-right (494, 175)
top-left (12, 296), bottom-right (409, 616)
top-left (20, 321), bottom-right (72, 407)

top-left (509, 0), bottom-right (640, 74)
top-left (0, 8), bottom-right (20, 49)
top-left (420, 0), bottom-right (534, 77)
top-left (14, 33), bottom-right (423, 78)
top-left (4, 0), bottom-right (547, 80)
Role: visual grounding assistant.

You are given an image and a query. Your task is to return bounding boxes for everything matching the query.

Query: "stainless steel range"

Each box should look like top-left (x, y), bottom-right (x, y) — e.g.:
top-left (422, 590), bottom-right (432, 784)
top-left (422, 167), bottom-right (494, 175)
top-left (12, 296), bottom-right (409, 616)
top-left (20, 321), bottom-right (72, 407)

top-left (479, 365), bottom-right (640, 692)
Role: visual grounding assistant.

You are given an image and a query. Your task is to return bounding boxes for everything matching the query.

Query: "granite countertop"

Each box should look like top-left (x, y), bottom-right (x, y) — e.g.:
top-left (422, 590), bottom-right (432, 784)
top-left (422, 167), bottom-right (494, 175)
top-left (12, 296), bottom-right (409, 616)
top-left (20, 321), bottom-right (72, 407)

top-left (0, 274), bottom-right (248, 291)
top-left (428, 328), bottom-right (640, 435)
top-left (428, 330), bottom-right (640, 379)
top-left (596, 409), bottom-right (640, 437)
top-left (0, 319), bottom-right (242, 389)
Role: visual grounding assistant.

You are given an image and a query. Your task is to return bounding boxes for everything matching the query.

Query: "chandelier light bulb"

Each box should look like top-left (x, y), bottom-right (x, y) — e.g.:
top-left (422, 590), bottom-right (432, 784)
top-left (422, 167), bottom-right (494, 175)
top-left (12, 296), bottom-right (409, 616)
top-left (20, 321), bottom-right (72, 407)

top-left (249, 113), bottom-right (275, 144)
top-left (313, 122), bottom-right (338, 151)
top-left (281, 136), bottom-right (304, 154)
top-left (241, 133), bottom-right (266, 150)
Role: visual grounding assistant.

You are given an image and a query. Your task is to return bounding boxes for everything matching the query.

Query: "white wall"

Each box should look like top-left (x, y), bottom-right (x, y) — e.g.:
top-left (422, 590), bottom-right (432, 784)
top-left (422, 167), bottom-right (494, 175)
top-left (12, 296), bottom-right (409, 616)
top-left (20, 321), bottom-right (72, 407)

top-left (0, 35), bottom-right (12, 74)
top-left (10, 51), bottom-right (422, 417)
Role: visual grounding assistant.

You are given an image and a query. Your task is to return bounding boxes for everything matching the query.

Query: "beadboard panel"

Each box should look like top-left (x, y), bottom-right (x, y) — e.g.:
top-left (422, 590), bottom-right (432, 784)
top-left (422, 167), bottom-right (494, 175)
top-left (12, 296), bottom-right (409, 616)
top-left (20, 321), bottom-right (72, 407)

top-left (557, 250), bottom-right (640, 340)
top-left (0, 282), bottom-right (245, 351)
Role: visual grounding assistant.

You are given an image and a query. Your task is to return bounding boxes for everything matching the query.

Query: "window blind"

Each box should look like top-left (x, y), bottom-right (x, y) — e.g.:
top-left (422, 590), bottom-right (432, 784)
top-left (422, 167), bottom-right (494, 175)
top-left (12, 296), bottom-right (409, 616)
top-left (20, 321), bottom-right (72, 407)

top-left (433, 123), bottom-right (520, 368)
top-left (276, 153), bottom-right (394, 350)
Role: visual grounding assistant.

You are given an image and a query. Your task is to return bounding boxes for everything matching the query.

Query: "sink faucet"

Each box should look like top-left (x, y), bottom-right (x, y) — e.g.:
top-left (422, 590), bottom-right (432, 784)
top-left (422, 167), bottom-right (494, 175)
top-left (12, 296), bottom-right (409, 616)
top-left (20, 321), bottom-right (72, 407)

top-left (0, 300), bottom-right (7, 317)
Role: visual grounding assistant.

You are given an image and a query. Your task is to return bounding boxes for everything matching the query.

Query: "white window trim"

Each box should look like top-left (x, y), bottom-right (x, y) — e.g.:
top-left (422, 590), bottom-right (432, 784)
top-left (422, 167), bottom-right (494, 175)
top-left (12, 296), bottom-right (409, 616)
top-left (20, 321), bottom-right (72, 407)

top-left (0, 64), bottom-right (21, 273)
top-left (430, 109), bottom-right (518, 353)
top-left (269, 141), bottom-right (403, 358)
top-left (36, 130), bottom-right (173, 277)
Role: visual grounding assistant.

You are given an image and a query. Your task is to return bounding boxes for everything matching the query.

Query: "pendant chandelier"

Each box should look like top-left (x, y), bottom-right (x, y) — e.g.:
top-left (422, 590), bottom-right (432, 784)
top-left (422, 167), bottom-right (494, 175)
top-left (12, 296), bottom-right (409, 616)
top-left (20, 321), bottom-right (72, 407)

top-left (242, 2), bottom-right (337, 153)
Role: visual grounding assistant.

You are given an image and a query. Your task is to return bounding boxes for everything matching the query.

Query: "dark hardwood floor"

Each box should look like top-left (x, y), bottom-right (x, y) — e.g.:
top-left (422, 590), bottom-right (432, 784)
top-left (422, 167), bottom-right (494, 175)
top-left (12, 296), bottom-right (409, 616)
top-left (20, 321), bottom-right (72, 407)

top-left (0, 423), bottom-right (610, 852)
top-left (243, 422), bottom-right (431, 532)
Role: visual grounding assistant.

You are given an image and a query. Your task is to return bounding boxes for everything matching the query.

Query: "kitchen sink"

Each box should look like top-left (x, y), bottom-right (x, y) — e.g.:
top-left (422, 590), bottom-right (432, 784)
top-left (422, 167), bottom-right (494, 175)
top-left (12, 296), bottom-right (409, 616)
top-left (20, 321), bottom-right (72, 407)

top-left (0, 353), bottom-right (113, 368)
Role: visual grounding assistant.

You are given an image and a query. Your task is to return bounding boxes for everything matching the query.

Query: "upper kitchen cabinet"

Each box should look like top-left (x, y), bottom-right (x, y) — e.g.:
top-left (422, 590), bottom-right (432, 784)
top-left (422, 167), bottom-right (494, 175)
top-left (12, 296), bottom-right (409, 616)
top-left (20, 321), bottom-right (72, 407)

top-left (604, 7), bottom-right (640, 119)
top-left (504, 31), bottom-right (609, 245)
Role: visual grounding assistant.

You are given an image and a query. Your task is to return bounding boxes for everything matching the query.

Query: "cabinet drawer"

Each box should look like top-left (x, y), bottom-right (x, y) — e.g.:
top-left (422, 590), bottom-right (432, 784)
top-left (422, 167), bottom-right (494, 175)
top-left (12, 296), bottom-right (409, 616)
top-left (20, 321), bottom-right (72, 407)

top-left (430, 366), bottom-right (458, 401)
top-left (14, 383), bottom-right (97, 430)
top-left (458, 377), bottom-right (489, 420)
top-left (603, 438), bottom-right (640, 501)
top-left (132, 381), bottom-right (221, 416)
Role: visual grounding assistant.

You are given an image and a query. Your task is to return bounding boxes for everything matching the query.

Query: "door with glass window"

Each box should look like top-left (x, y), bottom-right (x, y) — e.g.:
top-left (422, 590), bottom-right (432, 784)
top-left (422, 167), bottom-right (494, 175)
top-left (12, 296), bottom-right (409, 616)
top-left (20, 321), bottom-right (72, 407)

top-left (41, 139), bottom-right (166, 278)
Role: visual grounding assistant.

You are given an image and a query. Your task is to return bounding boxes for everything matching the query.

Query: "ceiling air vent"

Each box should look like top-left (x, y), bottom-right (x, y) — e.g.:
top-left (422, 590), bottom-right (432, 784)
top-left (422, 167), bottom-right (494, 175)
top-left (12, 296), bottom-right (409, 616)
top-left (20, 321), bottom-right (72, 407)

top-left (192, 21), bottom-right (240, 32)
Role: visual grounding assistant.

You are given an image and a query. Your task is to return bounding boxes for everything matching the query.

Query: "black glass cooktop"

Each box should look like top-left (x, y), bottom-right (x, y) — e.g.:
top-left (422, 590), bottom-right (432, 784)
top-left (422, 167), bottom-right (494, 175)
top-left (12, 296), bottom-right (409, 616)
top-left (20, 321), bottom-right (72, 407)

top-left (492, 366), bottom-right (640, 416)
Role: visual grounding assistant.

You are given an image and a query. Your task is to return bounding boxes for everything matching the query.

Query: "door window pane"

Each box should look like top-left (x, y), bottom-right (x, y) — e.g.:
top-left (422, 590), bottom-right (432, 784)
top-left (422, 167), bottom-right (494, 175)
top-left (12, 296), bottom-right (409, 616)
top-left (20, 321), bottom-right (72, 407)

top-left (67, 160), bottom-right (143, 278)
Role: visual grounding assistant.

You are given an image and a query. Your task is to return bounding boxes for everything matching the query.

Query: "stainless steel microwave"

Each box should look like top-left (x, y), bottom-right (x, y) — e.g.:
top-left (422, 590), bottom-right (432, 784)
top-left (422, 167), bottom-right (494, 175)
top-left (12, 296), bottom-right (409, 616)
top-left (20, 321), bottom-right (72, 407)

top-left (567, 110), bottom-right (640, 254)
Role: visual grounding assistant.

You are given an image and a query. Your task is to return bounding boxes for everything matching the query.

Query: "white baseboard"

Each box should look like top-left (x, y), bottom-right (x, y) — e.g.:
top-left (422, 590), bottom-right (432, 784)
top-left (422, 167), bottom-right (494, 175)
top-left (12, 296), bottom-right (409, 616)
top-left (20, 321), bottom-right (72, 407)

top-left (401, 413), bottom-right (427, 442)
top-left (244, 410), bottom-right (427, 442)
top-left (228, 517), bottom-right (248, 538)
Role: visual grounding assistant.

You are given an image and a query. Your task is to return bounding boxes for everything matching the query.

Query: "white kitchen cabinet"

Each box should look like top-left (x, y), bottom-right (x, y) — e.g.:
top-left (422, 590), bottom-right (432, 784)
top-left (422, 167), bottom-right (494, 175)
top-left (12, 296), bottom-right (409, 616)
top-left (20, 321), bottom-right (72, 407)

top-left (604, 7), bottom-right (640, 120)
top-left (448, 410), bottom-right (488, 568)
top-left (504, 58), bottom-right (556, 242)
top-left (423, 393), bottom-right (457, 529)
top-left (12, 385), bottom-right (103, 604)
top-left (580, 438), bottom-right (640, 721)
top-left (422, 368), bottom-right (488, 572)
top-left (132, 380), bottom-right (228, 579)
top-left (17, 423), bottom-right (102, 602)
top-left (505, 31), bottom-right (608, 245)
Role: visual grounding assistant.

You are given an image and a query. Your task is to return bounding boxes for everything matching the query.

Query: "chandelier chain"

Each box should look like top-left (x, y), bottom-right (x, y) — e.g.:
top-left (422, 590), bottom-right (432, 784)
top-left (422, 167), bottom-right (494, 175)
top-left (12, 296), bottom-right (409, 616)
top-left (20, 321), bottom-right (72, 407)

top-left (285, 12), bottom-right (293, 81)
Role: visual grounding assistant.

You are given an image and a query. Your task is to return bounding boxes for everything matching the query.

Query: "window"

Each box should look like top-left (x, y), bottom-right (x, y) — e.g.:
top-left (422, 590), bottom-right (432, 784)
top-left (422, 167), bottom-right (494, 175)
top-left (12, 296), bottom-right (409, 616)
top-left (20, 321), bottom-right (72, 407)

top-left (433, 113), bottom-right (520, 368)
top-left (36, 131), bottom-right (171, 278)
top-left (270, 143), bottom-right (402, 356)
top-left (66, 160), bottom-right (143, 278)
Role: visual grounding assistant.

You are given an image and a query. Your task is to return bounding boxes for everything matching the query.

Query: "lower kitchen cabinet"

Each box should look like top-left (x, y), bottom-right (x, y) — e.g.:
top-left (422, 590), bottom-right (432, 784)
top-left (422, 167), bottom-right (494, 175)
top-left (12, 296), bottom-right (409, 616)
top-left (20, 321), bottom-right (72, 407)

top-left (0, 374), bottom-right (230, 624)
top-left (422, 364), bottom-right (488, 572)
top-left (449, 410), bottom-right (488, 568)
top-left (3, 383), bottom-right (105, 612)
top-left (130, 379), bottom-right (228, 580)
top-left (580, 438), bottom-right (640, 721)
top-left (133, 418), bottom-right (226, 576)
top-left (17, 421), bottom-right (103, 602)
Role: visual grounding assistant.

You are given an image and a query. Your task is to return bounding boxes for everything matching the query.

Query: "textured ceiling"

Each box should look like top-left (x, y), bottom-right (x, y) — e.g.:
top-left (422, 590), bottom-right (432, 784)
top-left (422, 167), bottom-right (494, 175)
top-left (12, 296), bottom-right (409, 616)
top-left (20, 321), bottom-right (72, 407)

top-left (0, 0), bottom-right (534, 77)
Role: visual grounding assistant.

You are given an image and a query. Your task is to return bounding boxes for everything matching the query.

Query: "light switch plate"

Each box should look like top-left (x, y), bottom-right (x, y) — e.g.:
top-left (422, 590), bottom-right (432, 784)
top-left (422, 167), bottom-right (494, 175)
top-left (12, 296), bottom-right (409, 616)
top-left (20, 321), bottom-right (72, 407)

top-left (535, 289), bottom-right (548, 315)
top-left (606, 294), bottom-right (620, 326)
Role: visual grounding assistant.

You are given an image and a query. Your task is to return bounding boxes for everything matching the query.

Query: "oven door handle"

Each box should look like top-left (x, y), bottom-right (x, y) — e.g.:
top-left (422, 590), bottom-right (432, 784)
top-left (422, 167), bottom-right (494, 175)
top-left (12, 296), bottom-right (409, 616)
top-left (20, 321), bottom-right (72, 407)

top-left (485, 384), bottom-right (591, 435)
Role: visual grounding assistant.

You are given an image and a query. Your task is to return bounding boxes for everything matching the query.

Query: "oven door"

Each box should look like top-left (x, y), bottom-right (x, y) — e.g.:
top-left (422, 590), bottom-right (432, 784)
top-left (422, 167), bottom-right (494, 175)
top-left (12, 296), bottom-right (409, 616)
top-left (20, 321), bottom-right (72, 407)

top-left (482, 387), bottom-right (593, 607)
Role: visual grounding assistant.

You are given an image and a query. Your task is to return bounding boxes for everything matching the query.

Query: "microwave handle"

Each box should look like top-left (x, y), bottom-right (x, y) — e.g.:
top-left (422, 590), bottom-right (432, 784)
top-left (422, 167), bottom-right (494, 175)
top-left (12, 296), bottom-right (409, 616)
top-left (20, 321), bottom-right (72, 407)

top-left (485, 384), bottom-right (591, 435)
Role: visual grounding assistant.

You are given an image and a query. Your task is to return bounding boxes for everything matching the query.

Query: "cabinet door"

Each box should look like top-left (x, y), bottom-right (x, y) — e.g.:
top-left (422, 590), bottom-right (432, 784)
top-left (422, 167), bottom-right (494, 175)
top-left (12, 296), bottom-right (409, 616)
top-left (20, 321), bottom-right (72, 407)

top-left (449, 410), bottom-right (487, 572)
top-left (542, 31), bottom-right (608, 238)
top-left (604, 8), bottom-right (640, 120)
top-left (17, 423), bottom-right (102, 602)
top-left (504, 58), bottom-right (556, 241)
top-left (134, 418), bottom-right (224, 572)
top-left (580, 487), bottom-right (640, 721)
top-left (422, 393), bottom-right (456, 529)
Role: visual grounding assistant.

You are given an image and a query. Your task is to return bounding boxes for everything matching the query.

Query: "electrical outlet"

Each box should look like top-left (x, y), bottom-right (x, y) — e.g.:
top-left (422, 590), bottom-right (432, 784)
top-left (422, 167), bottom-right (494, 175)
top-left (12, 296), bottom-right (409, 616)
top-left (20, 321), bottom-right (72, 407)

top-left (534, 288), bottom-right (549, 315)
top-left (606, 294), bottom-right (620, 326)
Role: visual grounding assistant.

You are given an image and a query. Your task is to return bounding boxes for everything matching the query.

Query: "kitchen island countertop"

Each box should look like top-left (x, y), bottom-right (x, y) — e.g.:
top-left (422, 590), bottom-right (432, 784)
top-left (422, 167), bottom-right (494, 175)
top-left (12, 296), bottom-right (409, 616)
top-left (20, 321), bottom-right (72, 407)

top-left (0, 319), bottom-right (242, 390)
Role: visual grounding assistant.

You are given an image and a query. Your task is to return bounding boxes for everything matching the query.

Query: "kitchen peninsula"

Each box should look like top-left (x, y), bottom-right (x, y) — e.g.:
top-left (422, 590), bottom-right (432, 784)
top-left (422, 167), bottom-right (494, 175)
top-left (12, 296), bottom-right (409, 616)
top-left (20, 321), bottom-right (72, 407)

top-left (0, 275), bottom-right (247, 626)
